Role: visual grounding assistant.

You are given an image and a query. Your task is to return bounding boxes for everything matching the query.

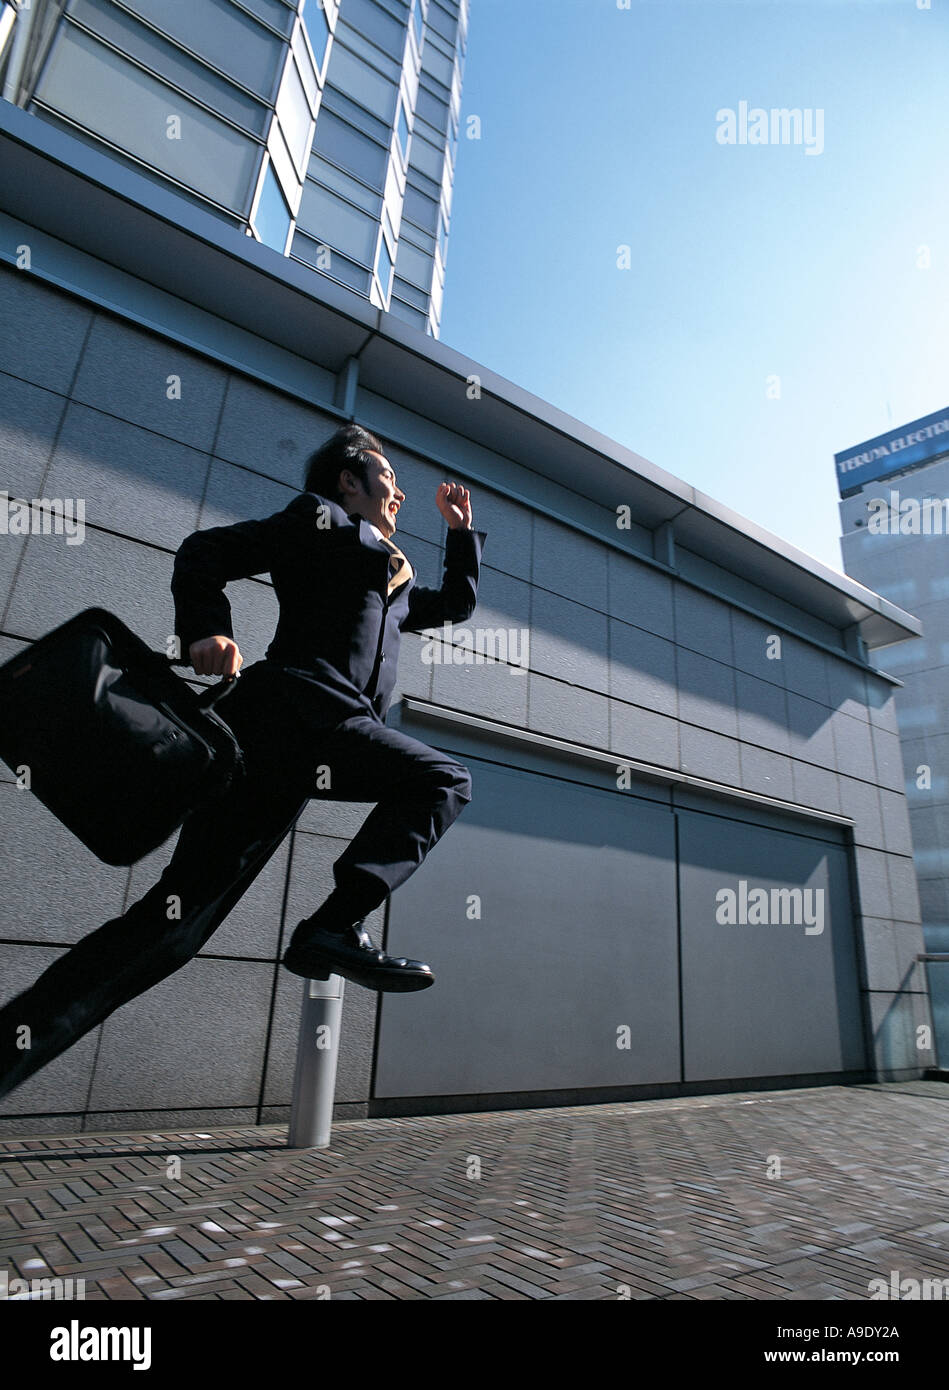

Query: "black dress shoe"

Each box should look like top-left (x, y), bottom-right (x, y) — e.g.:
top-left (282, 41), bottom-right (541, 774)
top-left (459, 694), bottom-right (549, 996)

top-left (282, 921), bottom-right (435, 993)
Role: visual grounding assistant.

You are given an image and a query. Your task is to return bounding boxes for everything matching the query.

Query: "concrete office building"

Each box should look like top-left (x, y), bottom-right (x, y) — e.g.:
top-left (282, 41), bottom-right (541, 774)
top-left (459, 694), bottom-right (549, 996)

top-left (0, 62), bottom-right (936, 1135)
top-left (0, 0), bottom-right (465, 336)
top-left (837, 407), bottom-right (949, 1062)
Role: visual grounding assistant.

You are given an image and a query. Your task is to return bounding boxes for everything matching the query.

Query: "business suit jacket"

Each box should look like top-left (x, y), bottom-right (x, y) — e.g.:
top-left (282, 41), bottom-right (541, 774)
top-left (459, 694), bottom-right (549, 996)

top-left (171, 489), bottom-right (487, 727)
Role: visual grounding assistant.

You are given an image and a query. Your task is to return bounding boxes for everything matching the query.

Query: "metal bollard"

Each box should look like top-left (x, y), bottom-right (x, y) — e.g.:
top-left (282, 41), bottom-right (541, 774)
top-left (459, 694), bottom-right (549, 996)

top-left (287, 973), bottom-right (345, 1148)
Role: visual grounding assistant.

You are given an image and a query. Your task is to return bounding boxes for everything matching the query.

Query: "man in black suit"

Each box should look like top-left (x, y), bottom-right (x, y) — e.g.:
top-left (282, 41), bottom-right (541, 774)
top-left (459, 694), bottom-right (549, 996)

top-left (0, 423), bottom-right (486, 1102)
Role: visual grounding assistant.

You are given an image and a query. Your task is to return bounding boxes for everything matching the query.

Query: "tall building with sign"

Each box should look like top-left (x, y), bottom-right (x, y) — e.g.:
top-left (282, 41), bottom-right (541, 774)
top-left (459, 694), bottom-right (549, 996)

top-left (0, 0), bottom-right (465, 337)
top-left (838, 407), bottom-right (949, 1055)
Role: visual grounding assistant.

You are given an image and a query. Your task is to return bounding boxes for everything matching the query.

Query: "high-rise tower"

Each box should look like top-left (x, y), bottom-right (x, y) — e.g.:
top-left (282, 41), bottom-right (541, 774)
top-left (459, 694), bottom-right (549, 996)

top-left (837, 406), bottom-right (949, 1055)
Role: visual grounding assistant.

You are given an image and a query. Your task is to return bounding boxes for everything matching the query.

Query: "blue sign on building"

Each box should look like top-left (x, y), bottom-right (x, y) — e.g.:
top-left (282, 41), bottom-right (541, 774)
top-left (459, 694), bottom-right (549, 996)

top-left (836, 406), bottom-right (949, 496)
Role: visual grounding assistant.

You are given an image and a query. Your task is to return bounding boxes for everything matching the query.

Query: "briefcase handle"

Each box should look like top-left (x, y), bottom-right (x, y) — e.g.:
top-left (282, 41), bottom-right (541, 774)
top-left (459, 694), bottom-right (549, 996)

top-left (167, 657), bottom-right (240, 710)
top-left (195, 672), bottom-right (240, 711)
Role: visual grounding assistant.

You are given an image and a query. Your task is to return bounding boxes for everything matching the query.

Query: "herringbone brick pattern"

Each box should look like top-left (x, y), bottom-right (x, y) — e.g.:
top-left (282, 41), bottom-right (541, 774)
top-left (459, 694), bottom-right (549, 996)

top-left (1, 1084), bottom-right (947, 1300)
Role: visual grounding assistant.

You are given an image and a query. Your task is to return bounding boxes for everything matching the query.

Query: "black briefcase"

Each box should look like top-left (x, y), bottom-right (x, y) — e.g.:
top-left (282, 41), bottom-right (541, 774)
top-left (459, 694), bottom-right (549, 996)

top-left (0, 607), bottom-right (245, 866)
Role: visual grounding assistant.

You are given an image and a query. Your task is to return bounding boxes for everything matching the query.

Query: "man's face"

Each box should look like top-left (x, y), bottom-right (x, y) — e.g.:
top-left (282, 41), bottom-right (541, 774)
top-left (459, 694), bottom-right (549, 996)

top-left (341, 451), bottom-right (405, 539)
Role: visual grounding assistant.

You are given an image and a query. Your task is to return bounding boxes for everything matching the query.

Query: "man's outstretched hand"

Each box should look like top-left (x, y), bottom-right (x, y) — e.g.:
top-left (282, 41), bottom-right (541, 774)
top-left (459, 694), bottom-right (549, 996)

top-left (436, 481), bottom-right (472, 530)
top-left (189, 635), bottom-right (243, 677)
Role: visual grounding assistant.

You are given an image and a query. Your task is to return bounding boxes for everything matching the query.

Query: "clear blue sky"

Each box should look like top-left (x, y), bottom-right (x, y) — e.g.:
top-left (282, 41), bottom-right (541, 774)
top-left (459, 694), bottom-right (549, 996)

top-left (439, 0), bottom-right (949, 574)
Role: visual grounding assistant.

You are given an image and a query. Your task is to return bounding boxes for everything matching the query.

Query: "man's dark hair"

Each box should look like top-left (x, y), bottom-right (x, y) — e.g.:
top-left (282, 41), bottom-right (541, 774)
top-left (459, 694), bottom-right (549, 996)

top-left (302, 424), bottom-right (385, 502)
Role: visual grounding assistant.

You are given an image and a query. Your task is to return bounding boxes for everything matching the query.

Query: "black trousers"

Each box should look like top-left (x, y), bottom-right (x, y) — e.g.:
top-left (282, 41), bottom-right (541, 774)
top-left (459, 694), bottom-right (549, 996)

top-left (0, 660), bottom-right (472, 1102)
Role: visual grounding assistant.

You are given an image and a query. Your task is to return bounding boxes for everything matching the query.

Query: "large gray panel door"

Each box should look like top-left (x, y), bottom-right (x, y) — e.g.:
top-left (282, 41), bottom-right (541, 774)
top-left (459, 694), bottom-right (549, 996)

top-left (678, 811), bottom-right (866, 1081)
top-left (375, 756), bottom-right (679, 1097)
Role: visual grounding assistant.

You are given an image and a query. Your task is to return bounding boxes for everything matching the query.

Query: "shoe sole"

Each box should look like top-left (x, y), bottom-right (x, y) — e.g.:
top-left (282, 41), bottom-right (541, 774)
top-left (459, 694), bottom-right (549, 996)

top-left (282, 950), bottom-right (434, 993)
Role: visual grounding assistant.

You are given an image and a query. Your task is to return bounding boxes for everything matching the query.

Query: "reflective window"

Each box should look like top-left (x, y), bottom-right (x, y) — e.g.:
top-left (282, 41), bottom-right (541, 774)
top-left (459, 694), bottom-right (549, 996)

top-left (322, 84), bottom-right (391, 143)
top-left (399, 221), bottom-right (435, 255)
top-left (291, 229), bottom-right (372, 291)
top-left (402, 185), bottom-right (438, 233)
top-left (118, 0), bottom-right (284, 98)
top-left (426, 1), bottom-right (457, 43)
top-left (0, 5), bottom-right (14, 59)
top-left (292, 23), bottom-right (319, 109)
top-left (376, 234), bottom-right (394, 298)
top-left (376, 0), bottom-right (411, 19)
top-left (412, 0), bottom-right (423, 45)
top-left (387, 296), bottom-right (428, 330)
top-left (396, 102), bottom-right (410, 161)
top-left (34, 24), bottom-right (259, 211)
top-left (302, 0), bottom-right (331, 77)
top-left (328, 42), bottom-right (398, 121)
top-left (409, 130), bottom-right (443, 182)
top-left (268, 117), bottom-right (298, 192)
top-left (407, 164), bottom-right (440, 201)
top-left (393, 275), bottom-right (428, 310)
top-left (308, 155), bottom-right (383, 214)
top-left (296, 180), bottom-right (378, 262)
top-left (277, 57), bottom-right (313, 174)
top-left (28, 106), bottom-right (248, 228)
top-left (333, 20), bottom-right (401, 82)
top-left (415, 84), bottom-right (448, 135)
top-left (395, 237), bottom-right (431, 289)
top-left (253, 160), bottom-right (292, 252)
top-left (313, 108), bottom-right (388, 189)
top-left (420, 36), bottom-right (452, 86)
top-left (238, 0), bottom-right (296, 35)
top-left (68, 0), bottom-right (270, 134)
top-left (436, 210), bottom-right (448, 262)
top-left (340, 0), bottom-right (407, 61)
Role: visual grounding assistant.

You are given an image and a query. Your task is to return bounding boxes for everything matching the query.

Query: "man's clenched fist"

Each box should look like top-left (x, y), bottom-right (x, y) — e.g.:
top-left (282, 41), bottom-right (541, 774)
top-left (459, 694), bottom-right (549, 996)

top-left (189, 635), bottom-right (243, 678)
top-left (436, 481), bottom-right (472, 530)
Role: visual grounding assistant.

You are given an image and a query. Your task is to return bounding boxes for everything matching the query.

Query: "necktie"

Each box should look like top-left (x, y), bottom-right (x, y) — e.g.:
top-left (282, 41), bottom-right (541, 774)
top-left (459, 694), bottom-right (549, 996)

top-left (379, 537), bottom-right (414, 596)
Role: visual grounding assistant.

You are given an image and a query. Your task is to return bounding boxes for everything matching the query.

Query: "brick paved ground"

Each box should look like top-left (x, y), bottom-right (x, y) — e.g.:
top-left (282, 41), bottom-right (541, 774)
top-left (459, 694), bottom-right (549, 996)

top-left (1, 1082), bottom-right (947, 1301)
